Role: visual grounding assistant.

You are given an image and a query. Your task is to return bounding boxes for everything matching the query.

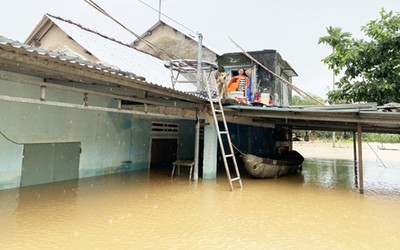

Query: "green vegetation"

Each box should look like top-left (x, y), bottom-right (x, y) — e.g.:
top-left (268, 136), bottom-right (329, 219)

top-left (291, 94), bottom-right (325, 106)
top-left (319, 9), bottom-right (400, 105)
top-left (294, 130), bottom-right (400, 143)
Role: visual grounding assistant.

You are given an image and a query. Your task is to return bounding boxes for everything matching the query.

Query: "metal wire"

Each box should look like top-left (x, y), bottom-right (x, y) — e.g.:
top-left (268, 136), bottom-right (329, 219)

top-left (0, 130), bottom-right (23, 145)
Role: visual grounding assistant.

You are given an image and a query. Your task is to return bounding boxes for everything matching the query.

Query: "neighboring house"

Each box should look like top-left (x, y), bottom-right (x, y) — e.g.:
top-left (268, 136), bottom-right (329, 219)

top-left (131, 20), bottom-right (219, 63)
top-left (218, 50), bottom-right (298, 106)
top-left (25, 14), bottom-right (195, 92)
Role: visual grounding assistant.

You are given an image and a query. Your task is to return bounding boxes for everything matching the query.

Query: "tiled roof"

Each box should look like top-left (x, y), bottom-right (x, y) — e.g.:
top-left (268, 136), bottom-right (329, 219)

top-left (0, 36), bottom-right (141, 79)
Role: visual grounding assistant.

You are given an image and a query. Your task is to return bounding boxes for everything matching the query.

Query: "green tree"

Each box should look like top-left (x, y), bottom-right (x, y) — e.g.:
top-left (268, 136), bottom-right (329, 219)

top-left (322, 9), bottom-right (400, 105)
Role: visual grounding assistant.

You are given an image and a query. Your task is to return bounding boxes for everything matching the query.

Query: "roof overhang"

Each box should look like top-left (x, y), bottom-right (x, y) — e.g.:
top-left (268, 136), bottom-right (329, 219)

top-left (0, 37), bottom-right (206, 112)
top-left (225, 105), bottom-right (400, 134)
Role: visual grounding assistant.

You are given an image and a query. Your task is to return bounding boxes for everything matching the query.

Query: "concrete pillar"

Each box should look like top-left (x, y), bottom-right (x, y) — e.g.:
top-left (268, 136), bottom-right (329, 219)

top-left (193, 120), bottom-right (200, 181)
top-left (202, 119), bottom-right (218, 179)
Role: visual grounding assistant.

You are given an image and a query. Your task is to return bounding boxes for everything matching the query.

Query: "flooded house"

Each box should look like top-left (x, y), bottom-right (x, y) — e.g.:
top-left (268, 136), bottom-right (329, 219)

top-left (1, 13), bottom-right (399, 193)
top-left (0, 14), bottom-right (274, 190)
top-left (0, 35), bottom-right (211, 190)
top-left (0, 13), bottom-right (213, 190)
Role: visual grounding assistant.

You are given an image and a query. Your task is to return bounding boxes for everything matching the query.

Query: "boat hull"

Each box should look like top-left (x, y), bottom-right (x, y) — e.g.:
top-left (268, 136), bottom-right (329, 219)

top-left (242, 152), bottom-right (303, 178)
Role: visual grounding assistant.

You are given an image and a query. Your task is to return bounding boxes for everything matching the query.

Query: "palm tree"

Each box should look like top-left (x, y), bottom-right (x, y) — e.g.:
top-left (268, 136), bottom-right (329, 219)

top-left (318, 26), bottom-right (352, 90)
top-left (319, 26), bottom-right (352, 147)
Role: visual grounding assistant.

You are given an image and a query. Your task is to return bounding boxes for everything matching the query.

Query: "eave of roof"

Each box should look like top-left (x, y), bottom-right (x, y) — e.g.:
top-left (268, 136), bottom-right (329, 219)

top-left (0, 36), bottom-right (207, 107)
top-left (226, 105), bottom-right (400, 134)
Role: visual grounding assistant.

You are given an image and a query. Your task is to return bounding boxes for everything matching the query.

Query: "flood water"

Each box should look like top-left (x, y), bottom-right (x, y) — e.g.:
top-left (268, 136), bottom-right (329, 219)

top-left (1, 155), bottom-right (400, 249)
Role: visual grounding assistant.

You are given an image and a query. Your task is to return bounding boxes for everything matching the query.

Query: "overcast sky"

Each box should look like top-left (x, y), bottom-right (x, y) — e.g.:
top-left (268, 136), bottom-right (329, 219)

top-left (0, 0), bottom-right (398, 98)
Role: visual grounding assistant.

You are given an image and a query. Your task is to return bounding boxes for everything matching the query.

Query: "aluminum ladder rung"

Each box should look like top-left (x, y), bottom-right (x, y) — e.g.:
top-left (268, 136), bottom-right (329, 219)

top-left (231, 177), bottom-right (241, 182)
top-left (203, 69), bottom-right (243, 191)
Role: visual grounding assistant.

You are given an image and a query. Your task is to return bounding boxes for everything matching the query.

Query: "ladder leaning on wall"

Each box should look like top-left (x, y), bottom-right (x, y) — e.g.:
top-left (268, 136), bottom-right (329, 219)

top-left (165, 59), bottom-right (243, 191)
top-left (202, 70), bottom-right (243, 191)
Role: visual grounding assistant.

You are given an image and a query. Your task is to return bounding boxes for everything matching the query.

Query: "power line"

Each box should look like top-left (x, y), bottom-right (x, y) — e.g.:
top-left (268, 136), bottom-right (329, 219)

top-left (83, 0), bottom-right (176, 59)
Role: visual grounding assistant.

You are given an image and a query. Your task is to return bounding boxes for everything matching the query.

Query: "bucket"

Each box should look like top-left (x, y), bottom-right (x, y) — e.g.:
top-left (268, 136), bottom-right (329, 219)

top-left (260, 93), bottom-right (270, 105)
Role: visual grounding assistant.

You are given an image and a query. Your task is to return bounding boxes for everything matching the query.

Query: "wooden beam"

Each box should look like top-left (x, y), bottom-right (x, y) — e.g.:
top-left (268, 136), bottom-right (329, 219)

top-left (353, 131), bottom-right (358, 188)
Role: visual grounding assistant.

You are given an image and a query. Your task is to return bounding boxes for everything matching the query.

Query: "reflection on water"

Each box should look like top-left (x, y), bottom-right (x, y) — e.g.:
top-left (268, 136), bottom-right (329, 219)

top-left (1, 159), bottom-right (400, 249)
top-left (303, 158), bottom-right (400, 197)
top-left (303, 158), bottom-right (357, 190)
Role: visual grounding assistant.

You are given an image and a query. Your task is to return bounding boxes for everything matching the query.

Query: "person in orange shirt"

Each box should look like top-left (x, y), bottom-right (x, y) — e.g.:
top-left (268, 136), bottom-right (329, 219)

top-left (227, 68), bottom-right (249, 97)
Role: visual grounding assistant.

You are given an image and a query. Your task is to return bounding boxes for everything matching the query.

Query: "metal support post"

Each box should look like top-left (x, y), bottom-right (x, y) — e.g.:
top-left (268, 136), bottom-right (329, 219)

top-left (357, 123), bottom-right (364, 194)
top-left (196, 33), bottom-right (203, 92)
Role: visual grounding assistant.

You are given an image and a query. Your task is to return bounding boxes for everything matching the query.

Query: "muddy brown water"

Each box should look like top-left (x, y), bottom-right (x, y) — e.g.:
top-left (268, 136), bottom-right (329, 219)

top-left (1, 156), bottom-right (400, 249)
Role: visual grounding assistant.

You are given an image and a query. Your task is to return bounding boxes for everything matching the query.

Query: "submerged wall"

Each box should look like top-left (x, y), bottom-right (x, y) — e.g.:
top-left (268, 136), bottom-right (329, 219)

top-left (228, 123), bottom-right (274, 158)
top-left (0, 70), bottom-right (196, 190)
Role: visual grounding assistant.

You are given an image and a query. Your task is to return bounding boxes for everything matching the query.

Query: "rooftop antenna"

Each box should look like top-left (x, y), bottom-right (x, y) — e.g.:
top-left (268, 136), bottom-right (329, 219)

top-left (138, 0), bottom-right (197, 35)
top-left (138, 0), bottom-right (203, 91)
top-left (158, 0), bottom-right (161, 21)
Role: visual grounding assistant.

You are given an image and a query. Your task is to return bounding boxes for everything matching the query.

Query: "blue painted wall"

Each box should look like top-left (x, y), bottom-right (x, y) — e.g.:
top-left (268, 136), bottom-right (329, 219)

top-left (228, 123), bottom-right (274, 158)
top-left (0, 71), bottom-right (196, 190)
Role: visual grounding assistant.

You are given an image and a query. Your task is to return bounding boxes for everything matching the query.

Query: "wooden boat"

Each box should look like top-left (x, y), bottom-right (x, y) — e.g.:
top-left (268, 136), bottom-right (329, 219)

top-left (242, 151), bottom-right (304, 178)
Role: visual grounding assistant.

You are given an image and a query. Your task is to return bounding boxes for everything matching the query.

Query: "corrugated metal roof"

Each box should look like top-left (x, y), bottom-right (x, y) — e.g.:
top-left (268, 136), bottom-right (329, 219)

top-left (0, 36), bottom-right (207, 105)
top-left (0, 36), bottom-right (129, 75)
top-left (226, 104), bottom-right (400, 134)
top-left (46, 14), bottom-right (197, 92)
